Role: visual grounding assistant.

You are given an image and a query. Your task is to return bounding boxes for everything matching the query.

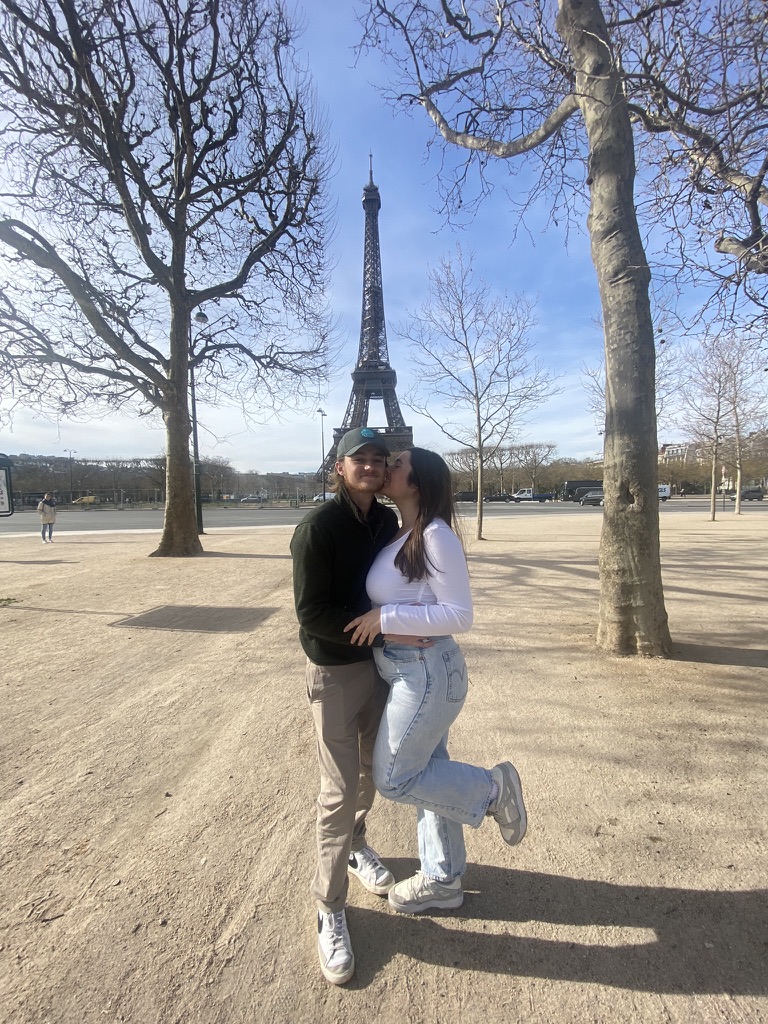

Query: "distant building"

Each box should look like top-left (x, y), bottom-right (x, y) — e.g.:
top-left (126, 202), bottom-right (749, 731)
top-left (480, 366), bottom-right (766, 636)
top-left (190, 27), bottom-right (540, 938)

top-left (658, 442), bottom-right (697, 462)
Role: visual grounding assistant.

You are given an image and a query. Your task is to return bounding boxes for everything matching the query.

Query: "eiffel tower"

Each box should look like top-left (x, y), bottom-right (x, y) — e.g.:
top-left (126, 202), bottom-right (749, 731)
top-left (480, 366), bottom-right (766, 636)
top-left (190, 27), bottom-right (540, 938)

top-left (323, 160), bottom-right (413, 471)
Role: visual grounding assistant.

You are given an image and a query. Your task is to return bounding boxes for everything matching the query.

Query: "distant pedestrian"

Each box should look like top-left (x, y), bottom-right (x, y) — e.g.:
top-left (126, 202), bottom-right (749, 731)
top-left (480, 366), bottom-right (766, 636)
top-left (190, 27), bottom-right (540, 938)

top-left (680, 488), bottom-right (686, 498)
top-left (37, 493), bottom-right (56, 543)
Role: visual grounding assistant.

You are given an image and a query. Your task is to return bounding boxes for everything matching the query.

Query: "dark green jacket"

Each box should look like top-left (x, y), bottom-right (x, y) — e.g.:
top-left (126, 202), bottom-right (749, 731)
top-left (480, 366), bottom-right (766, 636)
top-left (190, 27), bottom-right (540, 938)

top-left (290, 491), bottom-right (398, 665)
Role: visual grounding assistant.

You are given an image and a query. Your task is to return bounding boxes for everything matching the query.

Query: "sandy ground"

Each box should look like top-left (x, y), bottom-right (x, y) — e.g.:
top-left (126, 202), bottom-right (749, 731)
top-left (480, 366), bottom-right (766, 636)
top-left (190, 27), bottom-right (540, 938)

top-left (0, 512), bottom-right (766, 1024)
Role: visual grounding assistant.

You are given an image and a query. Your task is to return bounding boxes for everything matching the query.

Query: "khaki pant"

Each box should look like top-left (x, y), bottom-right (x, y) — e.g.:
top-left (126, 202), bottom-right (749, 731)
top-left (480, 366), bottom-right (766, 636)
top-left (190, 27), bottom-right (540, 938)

top-left (306, 658), bottom-right (388, 913)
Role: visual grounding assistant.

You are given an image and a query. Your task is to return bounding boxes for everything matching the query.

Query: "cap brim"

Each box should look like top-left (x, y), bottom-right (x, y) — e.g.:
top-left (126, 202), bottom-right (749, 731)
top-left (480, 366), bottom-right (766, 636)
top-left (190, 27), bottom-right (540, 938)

top-left (341, 442), bottom-right (390, 457)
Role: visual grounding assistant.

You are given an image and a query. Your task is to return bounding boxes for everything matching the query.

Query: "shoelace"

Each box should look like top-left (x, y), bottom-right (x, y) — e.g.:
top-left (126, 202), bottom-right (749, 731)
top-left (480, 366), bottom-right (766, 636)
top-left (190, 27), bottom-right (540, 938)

top-left (401, 871), bottom-right (430, 897)
top-left (359, 847), bottom-right (384, 871)
top-left (324, 913), bottom-right (348, 955)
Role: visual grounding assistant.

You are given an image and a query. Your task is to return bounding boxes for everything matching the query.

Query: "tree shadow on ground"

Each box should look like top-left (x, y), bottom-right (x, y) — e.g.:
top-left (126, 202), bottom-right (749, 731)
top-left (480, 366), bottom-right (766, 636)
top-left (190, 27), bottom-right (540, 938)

top-left (671, 642), bottom-right (767, 669)
top-left (0, 559), bottom-right (78, 565)
top-left (348, 866), bottom-right (767, 994)
top-left (199, 551), bottom-right (291, 560)
top-left (110, 604), bottom-right (278, 632)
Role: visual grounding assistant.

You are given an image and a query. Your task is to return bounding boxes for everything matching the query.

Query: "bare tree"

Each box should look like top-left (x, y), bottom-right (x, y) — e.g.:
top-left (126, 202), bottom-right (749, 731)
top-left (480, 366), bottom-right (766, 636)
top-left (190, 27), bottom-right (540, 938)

top-left (679, 332), bottom-right (766, 517)
top-left (581, 334), bottom-right (684, 436)
top-left (138, 458), bottom-right (168, 503)
top-left (200, 456), bottom-right (236, 500)
top-left (361, 0), bottom-right (678, 654)
top-left (723, 336), bottom-right (766, 512)
top-left (103, 460), bottom-right (131, 505)
top-left (509, 443), bottom-right (558, 494)
top-left (0, 0), bottom-right (332, 556)
top-left (444, 447), bottom-right (479, 493)
top-left (485, 444), bottom-right (519, 495)
top-left (399, 245), bottom-right (553, 540)
top-left (619, 0), bottom-right (768, 323)
top-left (678, 342), bottom-right (731, 521)
top-left (744, 431), bottom-right (768, 487)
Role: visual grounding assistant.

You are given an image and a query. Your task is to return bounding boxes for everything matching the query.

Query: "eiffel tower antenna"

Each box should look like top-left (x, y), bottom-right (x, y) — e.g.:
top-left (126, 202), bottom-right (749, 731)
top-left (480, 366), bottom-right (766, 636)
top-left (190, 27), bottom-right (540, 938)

top-left (324, 160), bottom-right (413, 469)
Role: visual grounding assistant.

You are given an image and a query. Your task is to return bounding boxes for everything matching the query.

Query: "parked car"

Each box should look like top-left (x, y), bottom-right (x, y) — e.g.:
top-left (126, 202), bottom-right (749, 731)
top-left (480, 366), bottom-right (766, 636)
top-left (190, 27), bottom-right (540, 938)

top-left (453, 492), bottom-right (478, 502)
top-left (240, 495), bottom-right (264, 503)
top-left (580, 489), bottom-right (604, 506)
top-left (730, 487), bottom-right (764, 501)
top-left (510, 488), bottom-right (557, 503)
top-left (72, 495), bottom-right (100, 504)
top-left (483, 493), bottom-right (512, 503)
top-left (313, 492), bottom-right (334, 502)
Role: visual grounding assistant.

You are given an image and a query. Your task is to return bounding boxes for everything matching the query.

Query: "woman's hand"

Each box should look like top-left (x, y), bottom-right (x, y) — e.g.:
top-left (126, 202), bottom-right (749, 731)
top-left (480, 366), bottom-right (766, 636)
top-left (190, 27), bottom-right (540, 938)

top-left (344, 608), bottom-right (382, 646)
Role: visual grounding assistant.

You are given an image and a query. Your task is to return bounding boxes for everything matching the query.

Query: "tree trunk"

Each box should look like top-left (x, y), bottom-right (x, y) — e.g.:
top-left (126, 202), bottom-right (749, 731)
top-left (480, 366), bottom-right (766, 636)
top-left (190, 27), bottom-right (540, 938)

top-left (709, 456), bottom-right (717, 522)
top-left (734, 422), bottom-right (743, 514)
top-left (149, 316), bottom-right (203, 557)
top-left (475, 454), bottom-right (485, 541)
top-left (558, 0), bottom-right (671, 656)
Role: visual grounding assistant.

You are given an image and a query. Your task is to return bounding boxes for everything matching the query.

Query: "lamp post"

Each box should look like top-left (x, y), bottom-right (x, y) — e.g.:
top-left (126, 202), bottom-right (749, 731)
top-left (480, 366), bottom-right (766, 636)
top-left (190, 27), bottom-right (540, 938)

top-left (64, 449), bottom-right (77, 504)
top-left (190, 310), bottom-right (208, 534)
top-left (318, 408), bottom-right (327, 501)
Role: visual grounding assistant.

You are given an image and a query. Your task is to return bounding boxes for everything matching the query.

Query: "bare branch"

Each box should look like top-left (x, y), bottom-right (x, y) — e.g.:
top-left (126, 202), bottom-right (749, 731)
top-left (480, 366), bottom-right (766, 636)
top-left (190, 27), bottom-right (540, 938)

top-left (0, 0), bottom-right (334, 555)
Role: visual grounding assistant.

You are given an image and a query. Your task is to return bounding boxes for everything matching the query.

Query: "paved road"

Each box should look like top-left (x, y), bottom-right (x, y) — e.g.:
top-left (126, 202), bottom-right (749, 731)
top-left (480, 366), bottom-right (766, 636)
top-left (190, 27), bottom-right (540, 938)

top-left (1, 506), bottom-right (299, 536)
top-left (2, 495), bottom-right (763, 537)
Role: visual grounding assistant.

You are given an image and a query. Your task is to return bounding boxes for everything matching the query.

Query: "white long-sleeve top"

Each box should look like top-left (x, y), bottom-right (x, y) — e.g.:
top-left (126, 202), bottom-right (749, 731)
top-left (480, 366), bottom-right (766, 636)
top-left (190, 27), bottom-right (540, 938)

top-left (366, 518), bottom-right (473, 636)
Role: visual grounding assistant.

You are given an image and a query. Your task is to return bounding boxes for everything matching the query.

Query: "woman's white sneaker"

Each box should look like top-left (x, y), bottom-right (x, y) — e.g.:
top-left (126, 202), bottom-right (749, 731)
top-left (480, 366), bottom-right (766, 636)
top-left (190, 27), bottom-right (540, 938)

top-left (387, 871), bottom-right (463, 914)
top-left (317, 910), bottom-right (354, 985)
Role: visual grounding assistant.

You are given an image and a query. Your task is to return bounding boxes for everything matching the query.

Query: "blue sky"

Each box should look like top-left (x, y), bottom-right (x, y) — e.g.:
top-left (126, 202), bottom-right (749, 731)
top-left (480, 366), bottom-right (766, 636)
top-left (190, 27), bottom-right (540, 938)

top-left (1, 0), bottom-right (609, 473)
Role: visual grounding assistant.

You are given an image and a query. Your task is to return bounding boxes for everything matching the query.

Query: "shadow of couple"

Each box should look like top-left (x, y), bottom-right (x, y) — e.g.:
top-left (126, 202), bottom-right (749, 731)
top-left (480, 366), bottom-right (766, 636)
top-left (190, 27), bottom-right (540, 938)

top-left (345, 862), bottom-right (767, 994)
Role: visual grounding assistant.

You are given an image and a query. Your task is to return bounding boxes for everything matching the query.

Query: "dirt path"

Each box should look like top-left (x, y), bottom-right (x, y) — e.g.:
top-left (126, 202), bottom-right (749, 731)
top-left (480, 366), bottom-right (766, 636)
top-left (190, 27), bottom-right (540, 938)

top-left (1, 516), bottom-right (766, 1023)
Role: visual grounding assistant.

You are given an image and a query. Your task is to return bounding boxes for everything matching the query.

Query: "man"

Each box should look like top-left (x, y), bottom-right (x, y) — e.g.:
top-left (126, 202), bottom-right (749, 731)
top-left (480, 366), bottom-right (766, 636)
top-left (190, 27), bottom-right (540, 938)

top-left (290, 427), bottom-right (399, 986)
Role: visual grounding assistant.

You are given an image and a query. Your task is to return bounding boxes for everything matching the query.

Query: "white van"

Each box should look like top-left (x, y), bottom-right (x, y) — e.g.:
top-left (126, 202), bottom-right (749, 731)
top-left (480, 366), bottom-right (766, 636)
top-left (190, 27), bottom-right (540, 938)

top-left (658, 484), bottom-right (671, 501)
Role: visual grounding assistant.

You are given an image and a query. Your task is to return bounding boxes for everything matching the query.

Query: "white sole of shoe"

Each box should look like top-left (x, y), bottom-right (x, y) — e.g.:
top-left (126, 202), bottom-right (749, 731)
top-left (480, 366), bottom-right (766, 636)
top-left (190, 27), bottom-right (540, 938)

top-left (388, 890), bottom-right (464, 915)
top-left (348, 868), bottom-right (394, 896)
top-left (319, 955), bottom-right (355, 986)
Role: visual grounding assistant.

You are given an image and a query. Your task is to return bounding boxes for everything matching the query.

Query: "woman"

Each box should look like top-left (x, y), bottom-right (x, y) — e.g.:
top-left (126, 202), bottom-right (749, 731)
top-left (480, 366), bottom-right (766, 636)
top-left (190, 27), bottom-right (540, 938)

top-left (37, 492), bottom-right (57, 543)
top-left (344, 448), bottom-right (526, 915)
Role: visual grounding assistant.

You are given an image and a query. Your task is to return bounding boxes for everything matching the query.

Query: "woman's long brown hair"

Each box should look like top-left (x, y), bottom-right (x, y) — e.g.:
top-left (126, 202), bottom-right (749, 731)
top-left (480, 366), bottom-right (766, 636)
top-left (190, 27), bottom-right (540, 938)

top-left (394, 448), bottom-right (460, 582)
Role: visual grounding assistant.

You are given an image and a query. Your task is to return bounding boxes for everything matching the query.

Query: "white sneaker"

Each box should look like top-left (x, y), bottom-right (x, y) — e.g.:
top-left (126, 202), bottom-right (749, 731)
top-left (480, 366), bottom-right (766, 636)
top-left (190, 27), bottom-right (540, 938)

top-left (317, 910), bottom-right (354, 985)
top-left (348, 845), bottom-right (395, 895)
top-left (388, 871), bottom-right (463, 914)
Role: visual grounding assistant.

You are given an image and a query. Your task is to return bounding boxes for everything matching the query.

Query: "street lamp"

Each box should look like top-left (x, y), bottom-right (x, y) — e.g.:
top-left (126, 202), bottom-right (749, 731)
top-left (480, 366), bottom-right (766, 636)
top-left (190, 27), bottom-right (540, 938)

top-left (190, 310), bottom-right (208, 534)
top-left (318, 408), bottom-right (327, 501)
top-left (64, 449), bottom-right (77, 504)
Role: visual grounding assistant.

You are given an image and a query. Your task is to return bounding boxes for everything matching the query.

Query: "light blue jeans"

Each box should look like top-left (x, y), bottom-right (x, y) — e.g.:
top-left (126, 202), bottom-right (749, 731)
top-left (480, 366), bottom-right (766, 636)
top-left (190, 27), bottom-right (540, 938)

top-left (372, 637), bottom-right (495, 883)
